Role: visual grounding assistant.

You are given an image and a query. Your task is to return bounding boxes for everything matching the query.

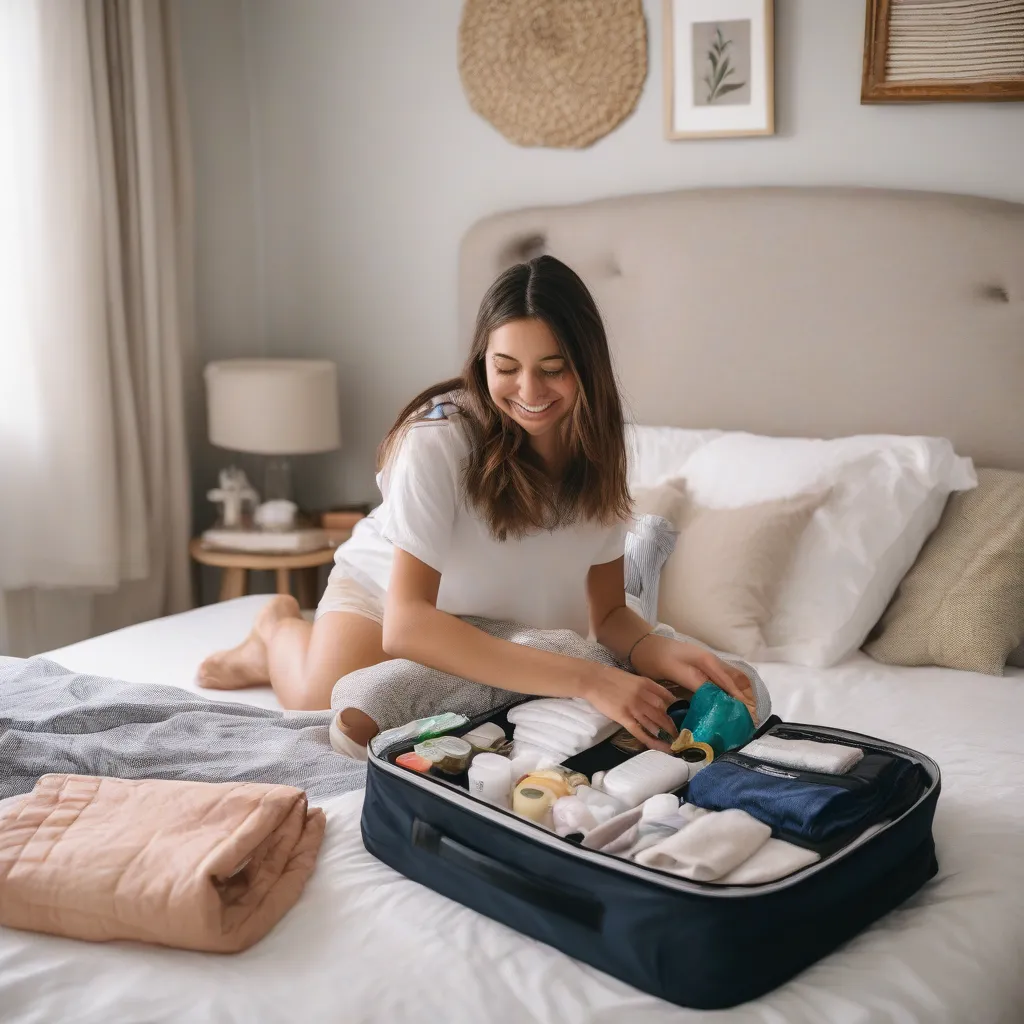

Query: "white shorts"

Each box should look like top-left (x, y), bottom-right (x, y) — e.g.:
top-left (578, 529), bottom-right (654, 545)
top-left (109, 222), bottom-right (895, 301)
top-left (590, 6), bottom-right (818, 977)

top-left (314, 566), bottom-right (385, 626)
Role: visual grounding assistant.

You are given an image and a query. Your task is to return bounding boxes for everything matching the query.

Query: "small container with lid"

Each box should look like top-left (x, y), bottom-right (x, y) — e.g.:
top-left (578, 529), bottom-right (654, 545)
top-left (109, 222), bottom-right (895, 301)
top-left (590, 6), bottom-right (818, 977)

top-left (413, 736), bottom-right (473, 775)
top-left (462, 722), bottom-right (507, 753)
top-left (467, 752), bottom-right (513, 807)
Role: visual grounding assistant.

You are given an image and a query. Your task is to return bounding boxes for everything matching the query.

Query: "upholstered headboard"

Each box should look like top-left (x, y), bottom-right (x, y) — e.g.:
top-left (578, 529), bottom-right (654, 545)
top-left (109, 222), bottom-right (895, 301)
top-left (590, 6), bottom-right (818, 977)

top-left (459, 187), bottom-right (1024, 470)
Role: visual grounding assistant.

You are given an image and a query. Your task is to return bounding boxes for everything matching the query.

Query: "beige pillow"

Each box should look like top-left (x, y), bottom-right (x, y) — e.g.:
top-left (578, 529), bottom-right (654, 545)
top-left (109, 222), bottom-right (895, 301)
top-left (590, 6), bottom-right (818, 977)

top-left (633, 480), bottom-right (824, 660)
top-left (864, 468), bottom-right (1024, 676)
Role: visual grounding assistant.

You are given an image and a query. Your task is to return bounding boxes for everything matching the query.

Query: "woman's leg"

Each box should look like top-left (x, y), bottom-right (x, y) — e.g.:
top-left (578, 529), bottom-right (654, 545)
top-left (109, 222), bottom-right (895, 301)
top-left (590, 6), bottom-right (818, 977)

top-left (197, 595), bottom-right (389, 712)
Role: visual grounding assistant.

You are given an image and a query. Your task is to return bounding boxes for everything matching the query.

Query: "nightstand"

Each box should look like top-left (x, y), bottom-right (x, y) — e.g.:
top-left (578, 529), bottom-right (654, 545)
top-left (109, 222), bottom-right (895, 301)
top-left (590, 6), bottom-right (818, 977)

top-left (189, 536), bottom-right (347, 609)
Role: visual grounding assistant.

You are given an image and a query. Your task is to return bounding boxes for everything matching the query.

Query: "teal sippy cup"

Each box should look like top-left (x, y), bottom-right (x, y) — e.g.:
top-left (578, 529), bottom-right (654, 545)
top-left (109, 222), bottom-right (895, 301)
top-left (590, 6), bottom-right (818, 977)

top-left (679, 682), bottom-right (756, 756)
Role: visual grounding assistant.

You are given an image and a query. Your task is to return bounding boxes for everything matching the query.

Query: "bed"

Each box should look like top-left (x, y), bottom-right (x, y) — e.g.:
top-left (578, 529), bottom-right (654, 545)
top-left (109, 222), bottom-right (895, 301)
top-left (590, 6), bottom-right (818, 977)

top-left (3, 186), bottom-right (1024, 1023)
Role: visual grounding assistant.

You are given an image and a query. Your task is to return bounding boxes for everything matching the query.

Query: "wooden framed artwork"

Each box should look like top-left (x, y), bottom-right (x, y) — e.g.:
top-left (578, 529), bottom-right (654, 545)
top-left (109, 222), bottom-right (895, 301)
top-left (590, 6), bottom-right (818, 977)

top-left (863, 0), bottom-right (1024, 103)
top-left (663, 0), bottom-right (775, 139)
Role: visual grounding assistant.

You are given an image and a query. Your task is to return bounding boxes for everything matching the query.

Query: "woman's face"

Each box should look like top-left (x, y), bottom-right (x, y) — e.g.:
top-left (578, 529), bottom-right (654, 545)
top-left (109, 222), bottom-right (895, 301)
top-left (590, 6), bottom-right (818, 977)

top-left (485, 318), bottom-right (578, 441)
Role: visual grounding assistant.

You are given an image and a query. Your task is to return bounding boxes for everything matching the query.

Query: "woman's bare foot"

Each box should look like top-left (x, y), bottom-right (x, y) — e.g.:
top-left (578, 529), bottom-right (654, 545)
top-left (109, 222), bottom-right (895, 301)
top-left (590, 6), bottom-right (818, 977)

top-left (197, 595), bottom-right (302, 690)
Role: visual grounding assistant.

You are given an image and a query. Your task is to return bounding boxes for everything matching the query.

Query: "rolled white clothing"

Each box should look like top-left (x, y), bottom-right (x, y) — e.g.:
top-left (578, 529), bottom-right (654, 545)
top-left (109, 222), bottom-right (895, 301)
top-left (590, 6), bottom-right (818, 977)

top-left (508, 710), bottom-right (598, 743)
top-left (626, 804), bottom-right (704, 859)
top-left (509, 725), bottom-right (579, 759)
top-left (580, 807), bottom-right (644, 853)
top-left (635, 808), bottom-right (771, 881)
top-left (507, 698), bottom-right (615, 740)
top-left (741, 734), bottom-right (864, 775)
top-left (716, 838), bottom-right (821, 885)
top-left (510, 717), bottom-right (620, 760)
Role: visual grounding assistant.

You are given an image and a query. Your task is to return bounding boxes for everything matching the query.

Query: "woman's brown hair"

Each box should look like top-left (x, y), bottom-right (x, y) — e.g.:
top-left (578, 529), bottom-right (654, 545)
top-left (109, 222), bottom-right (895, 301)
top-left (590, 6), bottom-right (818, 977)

top-left (378, 255), bottom-right (630, 540)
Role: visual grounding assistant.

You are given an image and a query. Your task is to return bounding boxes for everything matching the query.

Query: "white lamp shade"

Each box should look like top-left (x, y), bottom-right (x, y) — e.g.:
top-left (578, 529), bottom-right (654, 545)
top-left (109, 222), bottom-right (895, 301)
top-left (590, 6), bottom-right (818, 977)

top-left (204, 359), bottom-right (342, 455)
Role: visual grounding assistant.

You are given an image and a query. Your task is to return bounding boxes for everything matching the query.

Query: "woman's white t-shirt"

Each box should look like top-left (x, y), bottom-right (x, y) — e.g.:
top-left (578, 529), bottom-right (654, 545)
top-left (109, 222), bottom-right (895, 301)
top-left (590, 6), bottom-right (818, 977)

top-left (334, 413), bottom-right (626, 635)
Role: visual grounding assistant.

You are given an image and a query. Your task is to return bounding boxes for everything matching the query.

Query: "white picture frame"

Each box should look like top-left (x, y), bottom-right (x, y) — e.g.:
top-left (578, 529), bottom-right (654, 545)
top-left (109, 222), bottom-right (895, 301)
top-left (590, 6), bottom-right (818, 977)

top-left (663, 0), bottom-right (775, 139)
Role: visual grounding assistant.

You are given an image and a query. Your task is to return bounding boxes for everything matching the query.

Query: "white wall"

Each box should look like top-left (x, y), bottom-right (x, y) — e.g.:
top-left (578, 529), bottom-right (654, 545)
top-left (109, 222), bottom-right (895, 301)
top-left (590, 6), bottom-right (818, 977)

top-left (179, 0), bottom-right (1024, 511)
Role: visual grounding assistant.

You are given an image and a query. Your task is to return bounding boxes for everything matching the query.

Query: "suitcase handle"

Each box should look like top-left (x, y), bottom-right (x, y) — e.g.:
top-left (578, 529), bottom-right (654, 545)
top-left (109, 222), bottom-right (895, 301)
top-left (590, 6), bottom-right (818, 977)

top-left (412, 818), bottom-right (604, 931)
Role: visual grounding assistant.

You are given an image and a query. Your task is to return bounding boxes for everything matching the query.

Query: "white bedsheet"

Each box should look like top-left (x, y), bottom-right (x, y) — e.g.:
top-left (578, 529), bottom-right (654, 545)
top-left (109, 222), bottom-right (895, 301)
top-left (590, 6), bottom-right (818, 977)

top-left (3, 601), bottom-right (1023, 1023)
top-left (41, 595), bottom-right (285, 710)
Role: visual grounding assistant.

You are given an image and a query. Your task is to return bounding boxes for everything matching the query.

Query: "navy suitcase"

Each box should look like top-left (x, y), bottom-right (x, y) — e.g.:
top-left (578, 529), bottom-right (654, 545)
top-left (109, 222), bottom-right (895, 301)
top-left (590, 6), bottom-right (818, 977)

top-left (361, 704), bottom-right (939, 1010)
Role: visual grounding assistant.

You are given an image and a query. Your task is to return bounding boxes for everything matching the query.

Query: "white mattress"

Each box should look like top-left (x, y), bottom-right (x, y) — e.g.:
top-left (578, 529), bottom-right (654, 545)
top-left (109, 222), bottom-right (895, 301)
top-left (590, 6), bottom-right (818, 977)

top-left (3, 601), bottom-right (1023, 1023)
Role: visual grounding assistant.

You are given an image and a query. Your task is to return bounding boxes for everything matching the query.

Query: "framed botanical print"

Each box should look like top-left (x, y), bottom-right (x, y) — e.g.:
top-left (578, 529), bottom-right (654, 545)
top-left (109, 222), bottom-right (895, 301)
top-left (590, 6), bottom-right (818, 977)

top-left (663, 0), bottom-right (775, 139)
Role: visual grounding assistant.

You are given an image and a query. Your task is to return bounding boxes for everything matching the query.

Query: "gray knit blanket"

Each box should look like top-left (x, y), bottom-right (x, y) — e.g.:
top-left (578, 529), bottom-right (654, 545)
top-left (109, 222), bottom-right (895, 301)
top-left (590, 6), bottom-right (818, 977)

top-left (0, 658), bottom-right (358, 802)
top-left (0, 623), bottom-right (770, 802)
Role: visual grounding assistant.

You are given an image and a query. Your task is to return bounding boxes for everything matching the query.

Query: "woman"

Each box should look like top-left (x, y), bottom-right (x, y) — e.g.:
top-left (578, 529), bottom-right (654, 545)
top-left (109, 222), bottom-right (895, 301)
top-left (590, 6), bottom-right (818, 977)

top-left (199, 255), bottom-right (753, 751)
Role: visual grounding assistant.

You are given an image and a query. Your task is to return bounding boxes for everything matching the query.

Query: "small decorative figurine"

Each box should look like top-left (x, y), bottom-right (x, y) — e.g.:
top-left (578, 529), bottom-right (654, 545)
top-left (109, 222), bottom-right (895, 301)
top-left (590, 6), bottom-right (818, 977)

top-left (207, 467), bottom-right (259, 529)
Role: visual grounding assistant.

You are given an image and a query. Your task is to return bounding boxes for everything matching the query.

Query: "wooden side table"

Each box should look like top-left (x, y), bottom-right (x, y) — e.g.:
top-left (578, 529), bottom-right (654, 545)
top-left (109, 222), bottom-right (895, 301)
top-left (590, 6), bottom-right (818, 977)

top-left (189, 537), bottom-right (347, 609)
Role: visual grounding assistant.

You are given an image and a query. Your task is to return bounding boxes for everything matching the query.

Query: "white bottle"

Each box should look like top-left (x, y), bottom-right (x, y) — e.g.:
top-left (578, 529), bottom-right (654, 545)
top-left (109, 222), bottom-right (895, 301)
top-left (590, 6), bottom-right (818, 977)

top-left (467, 753), bottom-right (513, 808)
top-left (601, 751), bottom-right (690, 808)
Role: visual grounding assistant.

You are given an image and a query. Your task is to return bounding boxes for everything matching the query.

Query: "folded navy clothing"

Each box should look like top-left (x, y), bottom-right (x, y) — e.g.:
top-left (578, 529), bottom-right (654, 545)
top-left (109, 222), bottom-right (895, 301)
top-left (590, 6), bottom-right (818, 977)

top-left (685, 750), bottom-right (923, 844)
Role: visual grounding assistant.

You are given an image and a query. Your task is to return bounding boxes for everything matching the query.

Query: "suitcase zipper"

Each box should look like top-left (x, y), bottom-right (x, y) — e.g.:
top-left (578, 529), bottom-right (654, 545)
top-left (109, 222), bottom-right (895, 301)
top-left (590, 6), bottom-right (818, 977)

top-left (369, 722), bottom-right (939, 899)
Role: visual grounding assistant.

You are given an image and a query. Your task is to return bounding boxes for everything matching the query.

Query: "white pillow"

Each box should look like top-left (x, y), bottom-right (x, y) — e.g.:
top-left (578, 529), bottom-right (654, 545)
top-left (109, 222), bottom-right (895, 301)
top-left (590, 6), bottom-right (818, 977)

top-left (672, 433), bottom-right (977, 667)
top-left (627, 424), bottom-right (722, 490)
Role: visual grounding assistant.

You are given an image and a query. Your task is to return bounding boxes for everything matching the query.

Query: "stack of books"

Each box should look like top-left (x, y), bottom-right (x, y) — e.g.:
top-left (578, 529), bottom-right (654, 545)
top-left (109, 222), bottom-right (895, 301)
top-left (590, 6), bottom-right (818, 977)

top-left (200, 508), bottom-right (367, 554)
top-left (200, 527), bottom-right (332, 554)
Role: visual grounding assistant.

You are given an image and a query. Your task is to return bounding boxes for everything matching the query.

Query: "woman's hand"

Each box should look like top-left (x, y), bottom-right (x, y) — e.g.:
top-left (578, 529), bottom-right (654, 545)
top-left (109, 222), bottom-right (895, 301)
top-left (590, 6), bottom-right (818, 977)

top-left (634, 634), bottom-right (756, 718)
top-left (579, 665), bottom-right (678, 752)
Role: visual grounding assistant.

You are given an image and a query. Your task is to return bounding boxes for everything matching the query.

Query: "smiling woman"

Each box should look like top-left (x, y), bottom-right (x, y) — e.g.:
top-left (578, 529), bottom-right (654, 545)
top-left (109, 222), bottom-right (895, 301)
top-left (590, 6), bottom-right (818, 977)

top-left (201, 255), bottom-right (755, 755)
top-left (487, 321), bottom-right (577, 453)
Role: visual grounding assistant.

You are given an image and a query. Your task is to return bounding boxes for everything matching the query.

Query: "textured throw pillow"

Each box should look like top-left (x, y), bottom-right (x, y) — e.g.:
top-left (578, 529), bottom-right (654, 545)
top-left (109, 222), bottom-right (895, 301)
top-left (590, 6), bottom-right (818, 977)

top-left (864, 468), bottom-right (1024, 676)
top-left (633, 480), bottom-right (824, 660)
top-left (672, 432), bottom-right (976, 667)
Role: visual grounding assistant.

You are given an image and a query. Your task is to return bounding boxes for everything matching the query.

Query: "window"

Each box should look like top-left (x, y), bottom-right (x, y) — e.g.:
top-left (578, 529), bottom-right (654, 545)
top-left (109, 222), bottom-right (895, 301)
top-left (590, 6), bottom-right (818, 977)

top-left (0, 1), bottom-right (43, 451)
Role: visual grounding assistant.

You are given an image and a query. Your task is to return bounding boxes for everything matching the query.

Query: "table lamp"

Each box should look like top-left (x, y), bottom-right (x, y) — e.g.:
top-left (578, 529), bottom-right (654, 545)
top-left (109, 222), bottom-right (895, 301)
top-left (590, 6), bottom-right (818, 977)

top-left (204, 358), bottom-right (341, 509)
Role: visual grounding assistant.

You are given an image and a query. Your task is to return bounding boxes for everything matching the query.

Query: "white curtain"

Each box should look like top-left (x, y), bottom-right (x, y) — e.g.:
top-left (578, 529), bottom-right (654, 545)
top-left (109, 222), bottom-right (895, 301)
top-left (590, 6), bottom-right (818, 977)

top-left (0, 0), bottom-right (194, 656)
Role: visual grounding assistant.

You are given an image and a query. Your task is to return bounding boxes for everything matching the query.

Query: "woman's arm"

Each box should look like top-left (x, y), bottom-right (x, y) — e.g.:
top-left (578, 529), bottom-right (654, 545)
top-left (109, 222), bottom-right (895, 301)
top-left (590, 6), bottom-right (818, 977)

top-left (383, 549), bottom-right (677, 750)
top-left (588, 557), bottom-right (756, 717)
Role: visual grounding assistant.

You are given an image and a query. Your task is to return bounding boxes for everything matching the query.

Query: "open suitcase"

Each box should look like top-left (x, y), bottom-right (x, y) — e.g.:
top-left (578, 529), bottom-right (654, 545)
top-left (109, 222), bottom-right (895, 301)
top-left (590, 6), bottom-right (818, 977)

top-left (361, 700), bottom-right (940, 1010)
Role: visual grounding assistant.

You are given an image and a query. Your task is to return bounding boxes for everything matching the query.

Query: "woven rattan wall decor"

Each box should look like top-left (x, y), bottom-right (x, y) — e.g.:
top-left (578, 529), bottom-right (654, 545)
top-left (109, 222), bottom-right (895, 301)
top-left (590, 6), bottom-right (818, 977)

top-left (458, 0), bottom-right (648, 148)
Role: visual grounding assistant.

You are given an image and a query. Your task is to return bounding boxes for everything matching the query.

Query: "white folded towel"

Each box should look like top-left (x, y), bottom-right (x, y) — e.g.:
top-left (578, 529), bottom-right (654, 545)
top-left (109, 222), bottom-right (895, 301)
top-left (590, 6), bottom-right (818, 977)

top-left (508, 709), bottom-right (600, 742)
top-left (507, 698), bottom-right (611, 734)
top-left (716, 838), bottom-right (820, 885)
top-left (510, 722), bottom-right (619, 759)
top-left (635, 809), bottom-right (771, 881)
top-left (507, 698), bottom-right (619, 760)
top-left (509, 726), bottom-right (577, 760)
top-left (741, 734), bottom-right (863, 775)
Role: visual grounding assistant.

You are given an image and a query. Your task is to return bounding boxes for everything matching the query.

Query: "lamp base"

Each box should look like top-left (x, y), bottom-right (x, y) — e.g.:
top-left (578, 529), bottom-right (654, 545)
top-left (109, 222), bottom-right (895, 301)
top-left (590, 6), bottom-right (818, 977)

top-left (263, 456), bottom-right (293, 503)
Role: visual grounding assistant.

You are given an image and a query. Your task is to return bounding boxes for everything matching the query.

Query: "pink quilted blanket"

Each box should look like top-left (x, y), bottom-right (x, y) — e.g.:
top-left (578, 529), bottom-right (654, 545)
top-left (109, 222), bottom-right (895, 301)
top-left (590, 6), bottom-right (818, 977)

top-left (0, 774), bottom-right (326, 952)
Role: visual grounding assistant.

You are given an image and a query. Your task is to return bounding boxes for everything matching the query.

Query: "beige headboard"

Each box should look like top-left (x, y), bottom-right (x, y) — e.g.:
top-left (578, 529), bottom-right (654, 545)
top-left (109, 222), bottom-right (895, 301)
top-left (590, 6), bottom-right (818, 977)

top-left (459, 187), bottom-right (1024, 471)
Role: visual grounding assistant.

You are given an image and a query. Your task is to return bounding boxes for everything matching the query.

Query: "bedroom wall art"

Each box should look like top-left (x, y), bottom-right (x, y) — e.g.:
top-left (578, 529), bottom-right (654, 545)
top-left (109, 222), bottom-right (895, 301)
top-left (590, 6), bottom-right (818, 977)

top-left (663, 0), bottom-right (775, 139)
top-left (457, 0), bottom-right (647, 148)
top-left (862, 0), bottom-right (1024, 103)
